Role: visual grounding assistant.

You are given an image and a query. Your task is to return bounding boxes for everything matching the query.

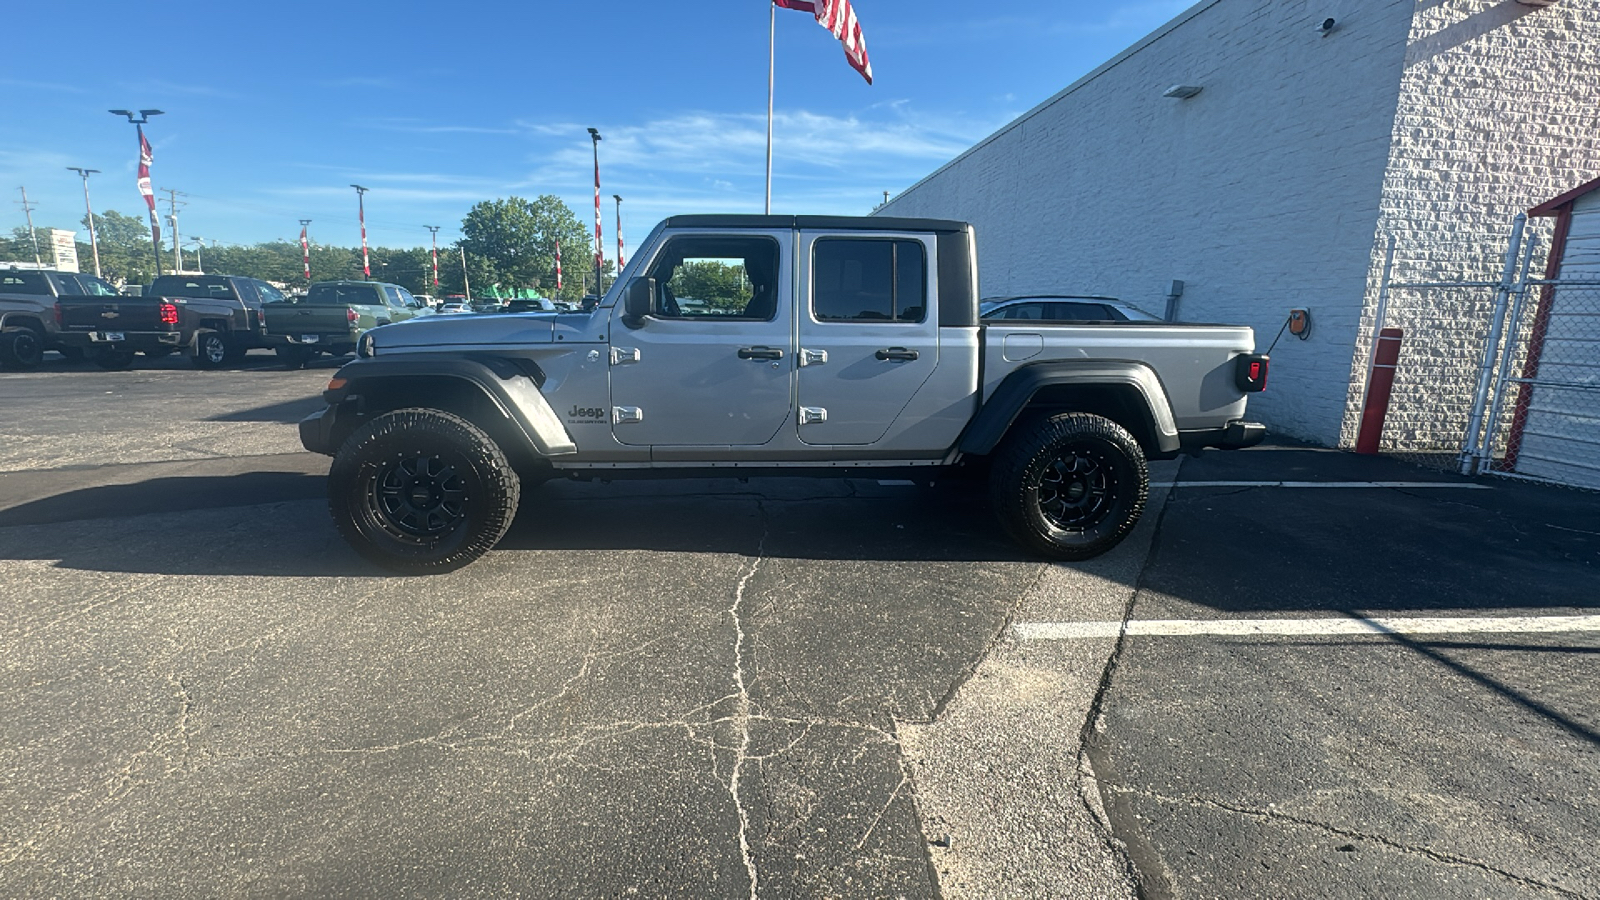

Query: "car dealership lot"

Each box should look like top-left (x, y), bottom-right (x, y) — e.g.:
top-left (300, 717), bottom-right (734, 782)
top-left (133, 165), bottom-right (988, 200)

top-left (2, 356), bottom-right (1597, 898)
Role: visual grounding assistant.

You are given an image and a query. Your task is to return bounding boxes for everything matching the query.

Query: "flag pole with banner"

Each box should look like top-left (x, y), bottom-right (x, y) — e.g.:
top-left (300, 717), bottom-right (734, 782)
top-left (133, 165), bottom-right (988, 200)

top-left (137, 127), bottom-right (163, 277)
top-left (300, 222), bottom-right (312, 282)
top-left (768, 0), bottom-right (873, 212)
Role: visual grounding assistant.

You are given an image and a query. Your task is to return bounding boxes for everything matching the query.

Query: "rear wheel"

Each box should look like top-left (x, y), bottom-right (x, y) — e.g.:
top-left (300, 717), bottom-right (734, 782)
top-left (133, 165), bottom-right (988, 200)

top-left (192, 329), bottom-right (228, 369)
top-left (0, 327), bottom-right (44, 370)
top-left (91, 348), bottom-right (137, 370)
top-left (328, 408), bottom-right (521, 573)
top-left (989, 412), bottom-right (1148, 560)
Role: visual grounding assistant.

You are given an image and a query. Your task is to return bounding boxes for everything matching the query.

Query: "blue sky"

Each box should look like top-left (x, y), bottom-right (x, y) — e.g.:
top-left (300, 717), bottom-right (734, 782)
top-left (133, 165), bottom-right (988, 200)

top-left (4, 0), bottom-right (1192, 252)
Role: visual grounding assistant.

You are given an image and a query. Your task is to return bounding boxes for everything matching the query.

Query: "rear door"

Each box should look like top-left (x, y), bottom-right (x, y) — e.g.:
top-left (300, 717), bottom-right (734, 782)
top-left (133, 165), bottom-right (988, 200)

top-left (795, 232), bottom-right (938, 445)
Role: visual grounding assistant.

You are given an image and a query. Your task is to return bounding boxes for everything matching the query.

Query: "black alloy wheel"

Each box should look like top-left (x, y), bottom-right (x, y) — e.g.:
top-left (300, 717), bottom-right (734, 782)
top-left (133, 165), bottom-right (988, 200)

top-left (0, 327), bottom-right (44, 370)
top-left (329, 408), bottom-right (520, 573)
top-left (990, 412), bottom-right (1148, 560)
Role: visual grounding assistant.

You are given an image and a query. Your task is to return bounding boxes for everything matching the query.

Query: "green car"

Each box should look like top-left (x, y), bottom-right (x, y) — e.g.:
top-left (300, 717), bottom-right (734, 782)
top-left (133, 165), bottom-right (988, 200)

top-left (262, 280), bottom-right (433, 368)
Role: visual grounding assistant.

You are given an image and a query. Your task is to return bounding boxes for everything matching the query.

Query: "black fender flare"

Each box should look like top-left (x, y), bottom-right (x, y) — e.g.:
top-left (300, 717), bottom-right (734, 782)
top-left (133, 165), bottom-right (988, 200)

top-left (958, 360), bottom-right (1180, 457)
top-left (318, 354), bottom-right (576, 457)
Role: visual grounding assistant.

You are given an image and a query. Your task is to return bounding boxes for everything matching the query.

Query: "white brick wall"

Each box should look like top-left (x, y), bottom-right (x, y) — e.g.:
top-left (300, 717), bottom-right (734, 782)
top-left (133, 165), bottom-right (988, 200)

top-left (879, 0), bottom-right (1600, 448)
top-left (1339, 0), bottom-right (1600, 447)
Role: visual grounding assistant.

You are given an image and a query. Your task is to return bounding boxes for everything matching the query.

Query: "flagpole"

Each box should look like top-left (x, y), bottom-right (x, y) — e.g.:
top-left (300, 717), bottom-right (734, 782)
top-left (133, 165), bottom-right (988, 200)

top-left (766, 0), bottom-right (775, 215)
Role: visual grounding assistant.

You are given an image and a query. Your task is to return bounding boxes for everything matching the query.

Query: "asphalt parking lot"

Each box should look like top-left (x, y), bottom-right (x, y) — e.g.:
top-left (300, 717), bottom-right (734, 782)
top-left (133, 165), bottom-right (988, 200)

top-left (2, 351), bottom-right (1597, 898)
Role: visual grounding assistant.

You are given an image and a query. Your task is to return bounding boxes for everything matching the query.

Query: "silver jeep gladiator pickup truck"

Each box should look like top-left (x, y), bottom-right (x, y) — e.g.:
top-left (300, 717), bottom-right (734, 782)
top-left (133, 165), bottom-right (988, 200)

top-left (299, 215), bottom-right (1267, 572)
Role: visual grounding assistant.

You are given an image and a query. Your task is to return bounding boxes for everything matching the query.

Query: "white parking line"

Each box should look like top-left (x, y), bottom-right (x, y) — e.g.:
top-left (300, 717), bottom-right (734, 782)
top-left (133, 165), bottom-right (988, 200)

top-left (1015, 615), bottom-right (1600, 640)
top-left (1151, 481), bottom-right (1489, 489)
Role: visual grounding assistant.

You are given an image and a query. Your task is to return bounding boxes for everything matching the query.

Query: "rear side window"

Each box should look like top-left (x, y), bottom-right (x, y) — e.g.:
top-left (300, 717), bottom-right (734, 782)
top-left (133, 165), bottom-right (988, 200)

top-left (256, 281), bottom-right (287, 304)
top-left (812, 239), bottom-right (925, 323)
top-left (1050, 302), bottom-right (1120, 321)
top-left (150, 275), bottom-right (237, 298)
top-left (72, 275), bottom-right (121, 296)
top-left (0, 271), bottom-right (51, 295)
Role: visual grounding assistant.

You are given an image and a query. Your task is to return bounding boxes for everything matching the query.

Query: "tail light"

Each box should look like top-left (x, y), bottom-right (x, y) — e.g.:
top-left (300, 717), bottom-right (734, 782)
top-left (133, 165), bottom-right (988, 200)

top-left (346, 307), bottom-right (358, 324)
top-left (159, 302), bottom-right (179, 325)
top-left (1235, 354), bottom-right (1269, 392)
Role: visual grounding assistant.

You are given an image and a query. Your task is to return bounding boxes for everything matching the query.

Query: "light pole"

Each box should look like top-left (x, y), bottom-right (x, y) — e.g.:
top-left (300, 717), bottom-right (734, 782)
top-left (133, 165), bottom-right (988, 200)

top-left (425, 225), bottom-right (440, 292)
top-left (66, 168), bottom-right (103, 278)
top-left (189, 236), bottom-right (205, 273)
top-left (588, 127), bottom-right (602, 294)
top-left (613, 194), bottom-right (625, 273)
top-left (351, 184), bottom-right (370, 277)
top-left (108, 108), bottom-right (165, 276)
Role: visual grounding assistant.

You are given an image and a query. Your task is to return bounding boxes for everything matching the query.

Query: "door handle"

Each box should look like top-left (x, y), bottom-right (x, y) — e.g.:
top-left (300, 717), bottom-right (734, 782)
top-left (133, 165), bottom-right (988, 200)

top-left (738, 346), bottom-right (785, 360)
top-left (875, 347), bottom-right (919, 361)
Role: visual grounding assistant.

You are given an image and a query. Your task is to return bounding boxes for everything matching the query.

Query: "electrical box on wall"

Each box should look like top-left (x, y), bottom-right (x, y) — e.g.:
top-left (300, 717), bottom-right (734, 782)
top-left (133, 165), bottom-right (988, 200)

top-left (1288, 308), bottom-right (1312, 340)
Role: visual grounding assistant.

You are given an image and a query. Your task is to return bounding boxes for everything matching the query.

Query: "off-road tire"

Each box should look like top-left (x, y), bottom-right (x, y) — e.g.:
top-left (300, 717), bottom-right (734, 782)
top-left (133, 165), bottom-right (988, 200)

top-left (329, 408), bottom-right (521, 574)
top-left (990, 412), bottom-right (1148, 560)
top-left (276, 346), bottom-right (311, 370)
top-left (91, 348), bottom-right (137, 370)
top-left (0, 326), bottom-right (44, 370)
top-left (192, 329), bottom-right (228, 369)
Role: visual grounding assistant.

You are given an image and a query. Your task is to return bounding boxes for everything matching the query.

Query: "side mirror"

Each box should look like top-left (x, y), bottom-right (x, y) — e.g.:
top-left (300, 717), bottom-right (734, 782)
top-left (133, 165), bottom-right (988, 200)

top-left (622, 277), bottom-right (654, 328)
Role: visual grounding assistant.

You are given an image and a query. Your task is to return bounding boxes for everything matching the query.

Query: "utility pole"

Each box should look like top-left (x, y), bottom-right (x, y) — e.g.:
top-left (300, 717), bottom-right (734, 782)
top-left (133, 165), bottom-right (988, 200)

top-left (66, 168), bottom-right (102, 278)
top-left (425, 225), bottom-right (440, 292)
top-left (162, 188), bottom-right (187, 271)
top-left (459, 246), bottom-right (471, 300)
top-left (15, 187), bottom-right (42, 266)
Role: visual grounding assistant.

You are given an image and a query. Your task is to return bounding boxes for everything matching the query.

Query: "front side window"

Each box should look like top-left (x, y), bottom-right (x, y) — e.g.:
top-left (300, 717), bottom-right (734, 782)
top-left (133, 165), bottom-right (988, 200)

top-left (0, 271), bottom-right (51, 295)
top-left (812, 238), bottom-right (925, 323)
top-left (647, 236), bottom-right (781, 320)
top-left (72, 274), bottom-right (121, 296)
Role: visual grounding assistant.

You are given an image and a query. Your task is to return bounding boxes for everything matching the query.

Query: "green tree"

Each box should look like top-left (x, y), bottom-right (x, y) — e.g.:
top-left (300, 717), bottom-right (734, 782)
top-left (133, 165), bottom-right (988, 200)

top-left (459, 195), bottom-right (592, 302)
top-left (671, 260), bottom-right (750, 312)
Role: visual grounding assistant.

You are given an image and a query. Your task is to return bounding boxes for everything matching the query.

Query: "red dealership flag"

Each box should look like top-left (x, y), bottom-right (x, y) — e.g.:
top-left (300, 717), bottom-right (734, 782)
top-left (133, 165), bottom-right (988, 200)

top-left (775, 0), bottom-right (873, 84)
top-left (555, 238), bottom-right (563, 292)
top-left (137, 131), bottom-right (161, 244)
top-left (300, 226), bottom-right (311, 281)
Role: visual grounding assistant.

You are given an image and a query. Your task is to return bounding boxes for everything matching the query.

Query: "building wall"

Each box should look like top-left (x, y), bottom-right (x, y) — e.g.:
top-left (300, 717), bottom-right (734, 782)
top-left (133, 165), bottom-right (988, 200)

top-left (1338, 0), bottom-right (1600, 447)
top-left (879, 0), bottom-right (1416, 444)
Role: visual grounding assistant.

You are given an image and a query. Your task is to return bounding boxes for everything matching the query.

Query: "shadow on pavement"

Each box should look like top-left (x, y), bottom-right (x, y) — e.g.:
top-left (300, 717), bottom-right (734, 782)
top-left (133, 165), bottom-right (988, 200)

top-left (206, 397), bottom-right (329, 423)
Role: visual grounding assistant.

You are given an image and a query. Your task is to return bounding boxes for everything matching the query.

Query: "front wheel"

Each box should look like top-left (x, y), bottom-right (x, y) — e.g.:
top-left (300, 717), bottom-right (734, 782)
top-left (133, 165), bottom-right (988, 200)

top-left (328, 408), bottom-right (521, 573)
top-left (989, 412), bottom-right (1148, 560)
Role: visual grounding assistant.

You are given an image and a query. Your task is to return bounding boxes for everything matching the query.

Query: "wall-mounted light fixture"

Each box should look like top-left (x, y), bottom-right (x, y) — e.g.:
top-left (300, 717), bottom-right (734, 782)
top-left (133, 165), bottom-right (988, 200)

top-left (1162, 84), bottom-right (1203, 100)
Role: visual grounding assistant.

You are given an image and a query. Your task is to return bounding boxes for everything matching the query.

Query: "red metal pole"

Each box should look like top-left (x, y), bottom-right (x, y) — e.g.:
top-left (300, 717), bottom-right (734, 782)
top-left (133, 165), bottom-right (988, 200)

top-left (1356, 327), bottom-right (1404, 455)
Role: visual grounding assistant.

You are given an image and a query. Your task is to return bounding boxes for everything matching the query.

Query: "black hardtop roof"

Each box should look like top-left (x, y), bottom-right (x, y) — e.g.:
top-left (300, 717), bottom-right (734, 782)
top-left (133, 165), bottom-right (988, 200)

top-left (662, 214), bottom-right (969, 233)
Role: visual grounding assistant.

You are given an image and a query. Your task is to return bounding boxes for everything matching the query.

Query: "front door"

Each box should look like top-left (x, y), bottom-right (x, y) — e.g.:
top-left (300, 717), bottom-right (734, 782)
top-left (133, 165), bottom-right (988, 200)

top-left (608, 232), bottom-right (793, 446)
top-left (795, 232), bottom-right (939, 445)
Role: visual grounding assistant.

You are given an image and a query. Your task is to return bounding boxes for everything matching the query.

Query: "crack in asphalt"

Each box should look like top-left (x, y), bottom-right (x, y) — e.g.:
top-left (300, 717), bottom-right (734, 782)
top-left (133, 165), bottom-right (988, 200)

top-left (729, 500), bottom-right (769, 900)
top-left (1099, 781), bottom-right (1588, 899)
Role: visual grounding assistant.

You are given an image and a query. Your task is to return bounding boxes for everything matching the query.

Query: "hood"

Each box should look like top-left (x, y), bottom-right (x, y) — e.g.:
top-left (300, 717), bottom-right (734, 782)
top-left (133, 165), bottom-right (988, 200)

top-left (372, 311), bottom-right (557, 350)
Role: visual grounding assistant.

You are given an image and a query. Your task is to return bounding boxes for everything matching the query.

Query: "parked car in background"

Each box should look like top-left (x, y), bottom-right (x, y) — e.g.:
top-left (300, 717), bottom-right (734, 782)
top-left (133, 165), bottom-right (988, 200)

top-left (55, 273), bottom-right (285, 369)
top-left (0, 268), bottom-right (121, 368)
top-left (979, 295), bottom-right (1163, 322)
top-left (500, 298), bottom-right (559, 313)
top-left (438, 302), bottom-right (473, 314)
top-left (262, 280), bottom-right (433, 369)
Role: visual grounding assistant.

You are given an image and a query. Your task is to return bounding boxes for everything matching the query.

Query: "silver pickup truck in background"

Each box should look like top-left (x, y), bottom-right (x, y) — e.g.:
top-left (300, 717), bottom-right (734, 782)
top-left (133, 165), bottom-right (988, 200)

top-left (298, 215), bottom-right (1268, 572)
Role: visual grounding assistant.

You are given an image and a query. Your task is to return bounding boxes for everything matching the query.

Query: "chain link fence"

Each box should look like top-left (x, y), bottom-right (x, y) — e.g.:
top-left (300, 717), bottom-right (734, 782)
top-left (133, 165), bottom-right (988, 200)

top-left (1353, 217), bottom-right (1600, 490)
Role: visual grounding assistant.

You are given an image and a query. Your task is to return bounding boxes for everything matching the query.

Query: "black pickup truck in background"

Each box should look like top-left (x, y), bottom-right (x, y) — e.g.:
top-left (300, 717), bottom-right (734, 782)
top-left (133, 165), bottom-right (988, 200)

top-left (0, 268), bottom-right (122, 369)
top-left (55, 274), bottom-right (287, 369)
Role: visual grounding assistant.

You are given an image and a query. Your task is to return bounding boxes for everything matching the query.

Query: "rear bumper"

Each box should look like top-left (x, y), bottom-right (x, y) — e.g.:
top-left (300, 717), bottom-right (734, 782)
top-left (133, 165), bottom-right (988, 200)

top-left (1178, 420), bottom-right (1267, 454)
top-left (70, 329), bottom-right (187, 351)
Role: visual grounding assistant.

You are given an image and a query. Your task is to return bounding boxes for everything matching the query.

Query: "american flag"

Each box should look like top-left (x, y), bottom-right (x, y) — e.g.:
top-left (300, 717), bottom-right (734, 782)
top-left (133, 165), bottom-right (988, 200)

top-left (775, 0), bottom-right (873, 84)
